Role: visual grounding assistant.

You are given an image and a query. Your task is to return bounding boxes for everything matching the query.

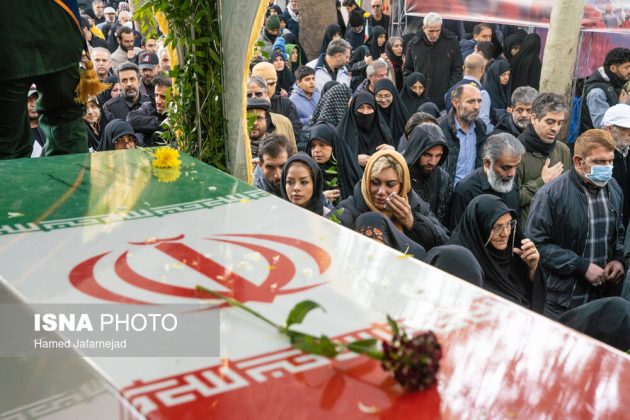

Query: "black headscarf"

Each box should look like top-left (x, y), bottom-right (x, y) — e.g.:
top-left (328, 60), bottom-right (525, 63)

top-left (306, 122), bottom-right (363, 200)
top-left (85, 98), bottom-right (112, 151)
top-left (374, 78), bottom-right (410, 145)
top-left (310, 83), bottom-right (351, 126)
top-left (271, 50), bottom-right (295, 94)
top-left (558, 297), bottom-right (630, 351)
top-left (448, 195), bottom-right (545, 311)
top-left (483, 60), bottom-right (512, 110)
top-left (399, 73), bottom-right (429, 116)
top-left (97, 119), bottom-right (137, 151)
top-left (502, 30), bottom-right (527, 61)
top-left (366, 26), bottom-right (387, 60)
top-left (336, 91), bottom-right (394, 156)
top-left (280, 152), bottom-right (326, 216)
top-left (424, 245), bottom-right (484, 287)
top-left (355, 212), bottom-right (427, 260)
top-left (509, 33), bottom-right (542, 90)
top-left (321, 81), bottom-right (339, 97)
top-left (97, 74), bottom-right (119, 105)
top-left (320, 24), bottom-right (342, 55)
top-left (385, 39), bottom-right (404, 90)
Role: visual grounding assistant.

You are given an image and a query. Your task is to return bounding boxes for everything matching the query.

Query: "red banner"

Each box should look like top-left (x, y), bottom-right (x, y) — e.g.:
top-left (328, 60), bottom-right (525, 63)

top-left (405, 0), bottom-right (630, 32)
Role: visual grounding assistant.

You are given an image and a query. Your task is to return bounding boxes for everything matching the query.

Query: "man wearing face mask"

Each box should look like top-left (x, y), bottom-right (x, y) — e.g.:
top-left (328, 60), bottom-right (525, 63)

top-left (527, 129), bottom-right (625, 320)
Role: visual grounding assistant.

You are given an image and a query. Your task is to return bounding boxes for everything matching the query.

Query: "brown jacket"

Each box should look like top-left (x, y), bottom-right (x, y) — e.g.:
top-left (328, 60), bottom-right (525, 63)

top-left (270, 112), bottom-right (297, 152)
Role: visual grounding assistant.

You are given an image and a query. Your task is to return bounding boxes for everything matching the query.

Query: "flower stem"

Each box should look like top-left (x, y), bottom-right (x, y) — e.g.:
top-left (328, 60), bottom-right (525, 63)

top-left (195, 286), bottom-right (283, 332)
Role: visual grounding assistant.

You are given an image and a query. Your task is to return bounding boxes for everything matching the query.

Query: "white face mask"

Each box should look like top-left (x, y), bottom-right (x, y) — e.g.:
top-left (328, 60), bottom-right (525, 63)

top-left (122, 21), bottom-right (133, 29)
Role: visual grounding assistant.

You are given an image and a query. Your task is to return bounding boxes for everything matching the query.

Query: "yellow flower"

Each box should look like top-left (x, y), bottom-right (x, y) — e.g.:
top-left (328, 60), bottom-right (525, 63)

top-left (363, 11), bottom-right (370, 18)
top-left (153, 167), bottom-right (181, 183)
top-left (153, 147), bottom-right (181, 169)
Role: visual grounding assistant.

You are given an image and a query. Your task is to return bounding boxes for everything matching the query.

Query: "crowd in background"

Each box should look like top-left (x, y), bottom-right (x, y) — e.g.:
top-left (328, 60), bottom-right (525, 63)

top-left (247, 0), bottom-right (630, 349)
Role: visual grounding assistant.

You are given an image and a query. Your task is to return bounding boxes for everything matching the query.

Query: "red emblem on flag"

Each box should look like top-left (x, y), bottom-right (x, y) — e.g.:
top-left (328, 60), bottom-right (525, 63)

top-left (69, 234), bottom-right (331, 304)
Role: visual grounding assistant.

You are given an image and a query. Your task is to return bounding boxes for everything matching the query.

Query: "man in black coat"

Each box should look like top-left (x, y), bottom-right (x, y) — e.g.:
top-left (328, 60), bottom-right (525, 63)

top-left (127, 75), bottom-right (170, 146)
top-left (491, 86), bottom-right (538, 138)
top-left (438, 84), bottom-right (487, 185)
top-left (403, 12), bottom-right (463, 109)
top-left (527, 129), bottom-right (626, 319)
top-left (447, 133), bottom-right (524, 230)
top-left (103, 62), bottom-right (149, 122)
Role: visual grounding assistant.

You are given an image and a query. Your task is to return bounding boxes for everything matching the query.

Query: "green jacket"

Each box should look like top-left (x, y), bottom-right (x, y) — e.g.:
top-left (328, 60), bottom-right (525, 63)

top-left (517, 141), bottom-right (572, 226)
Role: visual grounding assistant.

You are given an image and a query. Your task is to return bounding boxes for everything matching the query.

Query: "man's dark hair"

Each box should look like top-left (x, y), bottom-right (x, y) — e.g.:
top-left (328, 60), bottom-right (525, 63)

top-left (294, 65), bottom-right (315, 81)
top-left (342, 0), bottom-right (357, 7)
top-left (475, 41), bottom-right (495, 60)
top-left (153, 75), bottom-right (172, 88)
top-left (404, 112), bottom-right (438, 137)
top-left (80, 15), bottom-right (91, 29)
top-left (604, 47), bottom-right (630, 68)
top-left (117, 62), bottom-right (140, 77)
top-left (531, 92), bottom-right (567, 119)
top-left (141, 36), bottom-right (156, 47)
top-left (472, 23), bottom-right (492, 37)
top-left (116, 25), bottom-right (133, 39)
top-left (258, 134), bottom-right (294, 161)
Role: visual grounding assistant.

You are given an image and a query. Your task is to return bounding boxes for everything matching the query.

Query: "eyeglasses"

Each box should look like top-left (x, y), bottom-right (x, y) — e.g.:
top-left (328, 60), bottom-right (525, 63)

top-left (375, 94), bottom-right (393, 101)
top-left (491, 219), bottom-right (517, 235)
top-left (372, 4), bottom-right (381, 7)
top-left (114, 137), bottom-right (137, 147)
top-left (247, 92), bottom-right (264, 98)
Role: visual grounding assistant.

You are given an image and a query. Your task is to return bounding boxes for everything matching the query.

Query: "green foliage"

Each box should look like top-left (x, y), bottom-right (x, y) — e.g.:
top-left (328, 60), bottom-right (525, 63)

top-left (135, 0), bottom-right (226, 170)
top-left (285, 300), bottom-right (326, 329)
top-left (328, 207), bottom-right (344, 224)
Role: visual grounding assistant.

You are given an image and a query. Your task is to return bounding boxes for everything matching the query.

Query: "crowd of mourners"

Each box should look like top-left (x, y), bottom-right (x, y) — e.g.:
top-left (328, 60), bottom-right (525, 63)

top-left (17, 0), bottom-right (172, 157)
top-left (248, 0), bottom-right (630, 349)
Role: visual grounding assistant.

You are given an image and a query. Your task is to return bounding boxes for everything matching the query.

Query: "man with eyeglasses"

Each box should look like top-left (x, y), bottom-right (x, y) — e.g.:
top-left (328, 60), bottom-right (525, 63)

top-left (516, 93), bottom-right (572, 227)
top-left (251, 62), bottom-right (302, 142)
top-left (447, 133), bottom-right (524, 230)
top-left (527, 129), bottom-right (626, 319)
top-left (367, 0), bottom-right (389, 34)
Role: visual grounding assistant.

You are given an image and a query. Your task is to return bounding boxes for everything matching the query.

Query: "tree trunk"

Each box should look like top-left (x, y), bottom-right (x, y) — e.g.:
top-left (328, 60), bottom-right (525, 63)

top-left (299, 0), bottom-right (338, 60)
top-left (539, 0), bottom-right (585, 143)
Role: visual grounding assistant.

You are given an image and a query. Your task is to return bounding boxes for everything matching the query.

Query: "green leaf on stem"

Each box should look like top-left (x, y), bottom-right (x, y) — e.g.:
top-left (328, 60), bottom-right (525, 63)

top-left (386, 315), bottom-right (400, 336)
top-left (346, 339), bottom-right (383, 360)
top-left (286, 300), bottom-right (326, 328)
top-left (289, 331), bottom-right (339, 358)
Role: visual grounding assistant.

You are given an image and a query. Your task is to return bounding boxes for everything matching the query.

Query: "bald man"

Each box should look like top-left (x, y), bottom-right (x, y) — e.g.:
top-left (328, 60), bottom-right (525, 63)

top-left (445, 53), bottom-right (494, 133)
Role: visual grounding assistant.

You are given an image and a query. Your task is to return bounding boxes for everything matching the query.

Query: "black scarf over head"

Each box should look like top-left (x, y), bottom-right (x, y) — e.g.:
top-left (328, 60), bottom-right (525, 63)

top-left (271, 51), bottom-right (295, 94)
top-left (483, 59), bottom-right (512, 110)
top-left (520, 123), bottom-right (556, 156)
top-left (366, 26), bottom-right (387, 60)
top-left (502, 30), bottom-right (527, 61)
top-left (337, 91), bottom-right (394, 156)
top-left (399, 72), bottom-right (429, 116)
top-left (448, 194), bottom-right (545, 310)
top-left (97, 119), bottom-right (137, 151)
top-left (310, 83), bottom-right (351, 126)
top-left (509, 33), bottom-right (542, 90)
top-left (385, 39), bottom-right (404, 89)
top-left (320, 24), bottom-right (342, 55)
top-left (355, 212), bottom-right (427, 260)
top-left (402, 125), bottom-right (449, 174)
top-left (306, 122), bottom-right (363, 200)
top-left (374, 78), bottom-right (411, 145)
top-left (280, 152), bottom-right (326, 215)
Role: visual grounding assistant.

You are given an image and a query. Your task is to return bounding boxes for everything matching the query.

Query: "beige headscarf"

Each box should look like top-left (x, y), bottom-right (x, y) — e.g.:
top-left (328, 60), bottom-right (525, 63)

top-left (360, 149), bottom-right (411, 230)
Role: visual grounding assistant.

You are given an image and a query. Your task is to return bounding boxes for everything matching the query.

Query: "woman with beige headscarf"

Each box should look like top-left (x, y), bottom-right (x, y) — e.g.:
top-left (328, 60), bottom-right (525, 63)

top-left (332, 149), bottom-right (449, 251)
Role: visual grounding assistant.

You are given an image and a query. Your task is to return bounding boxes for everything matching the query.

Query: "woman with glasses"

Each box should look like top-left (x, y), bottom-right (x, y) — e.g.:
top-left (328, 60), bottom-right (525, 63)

top-left (97, 119), bottom-right (138, 151)
top-left (448, 194), bottom-right (546, 312)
